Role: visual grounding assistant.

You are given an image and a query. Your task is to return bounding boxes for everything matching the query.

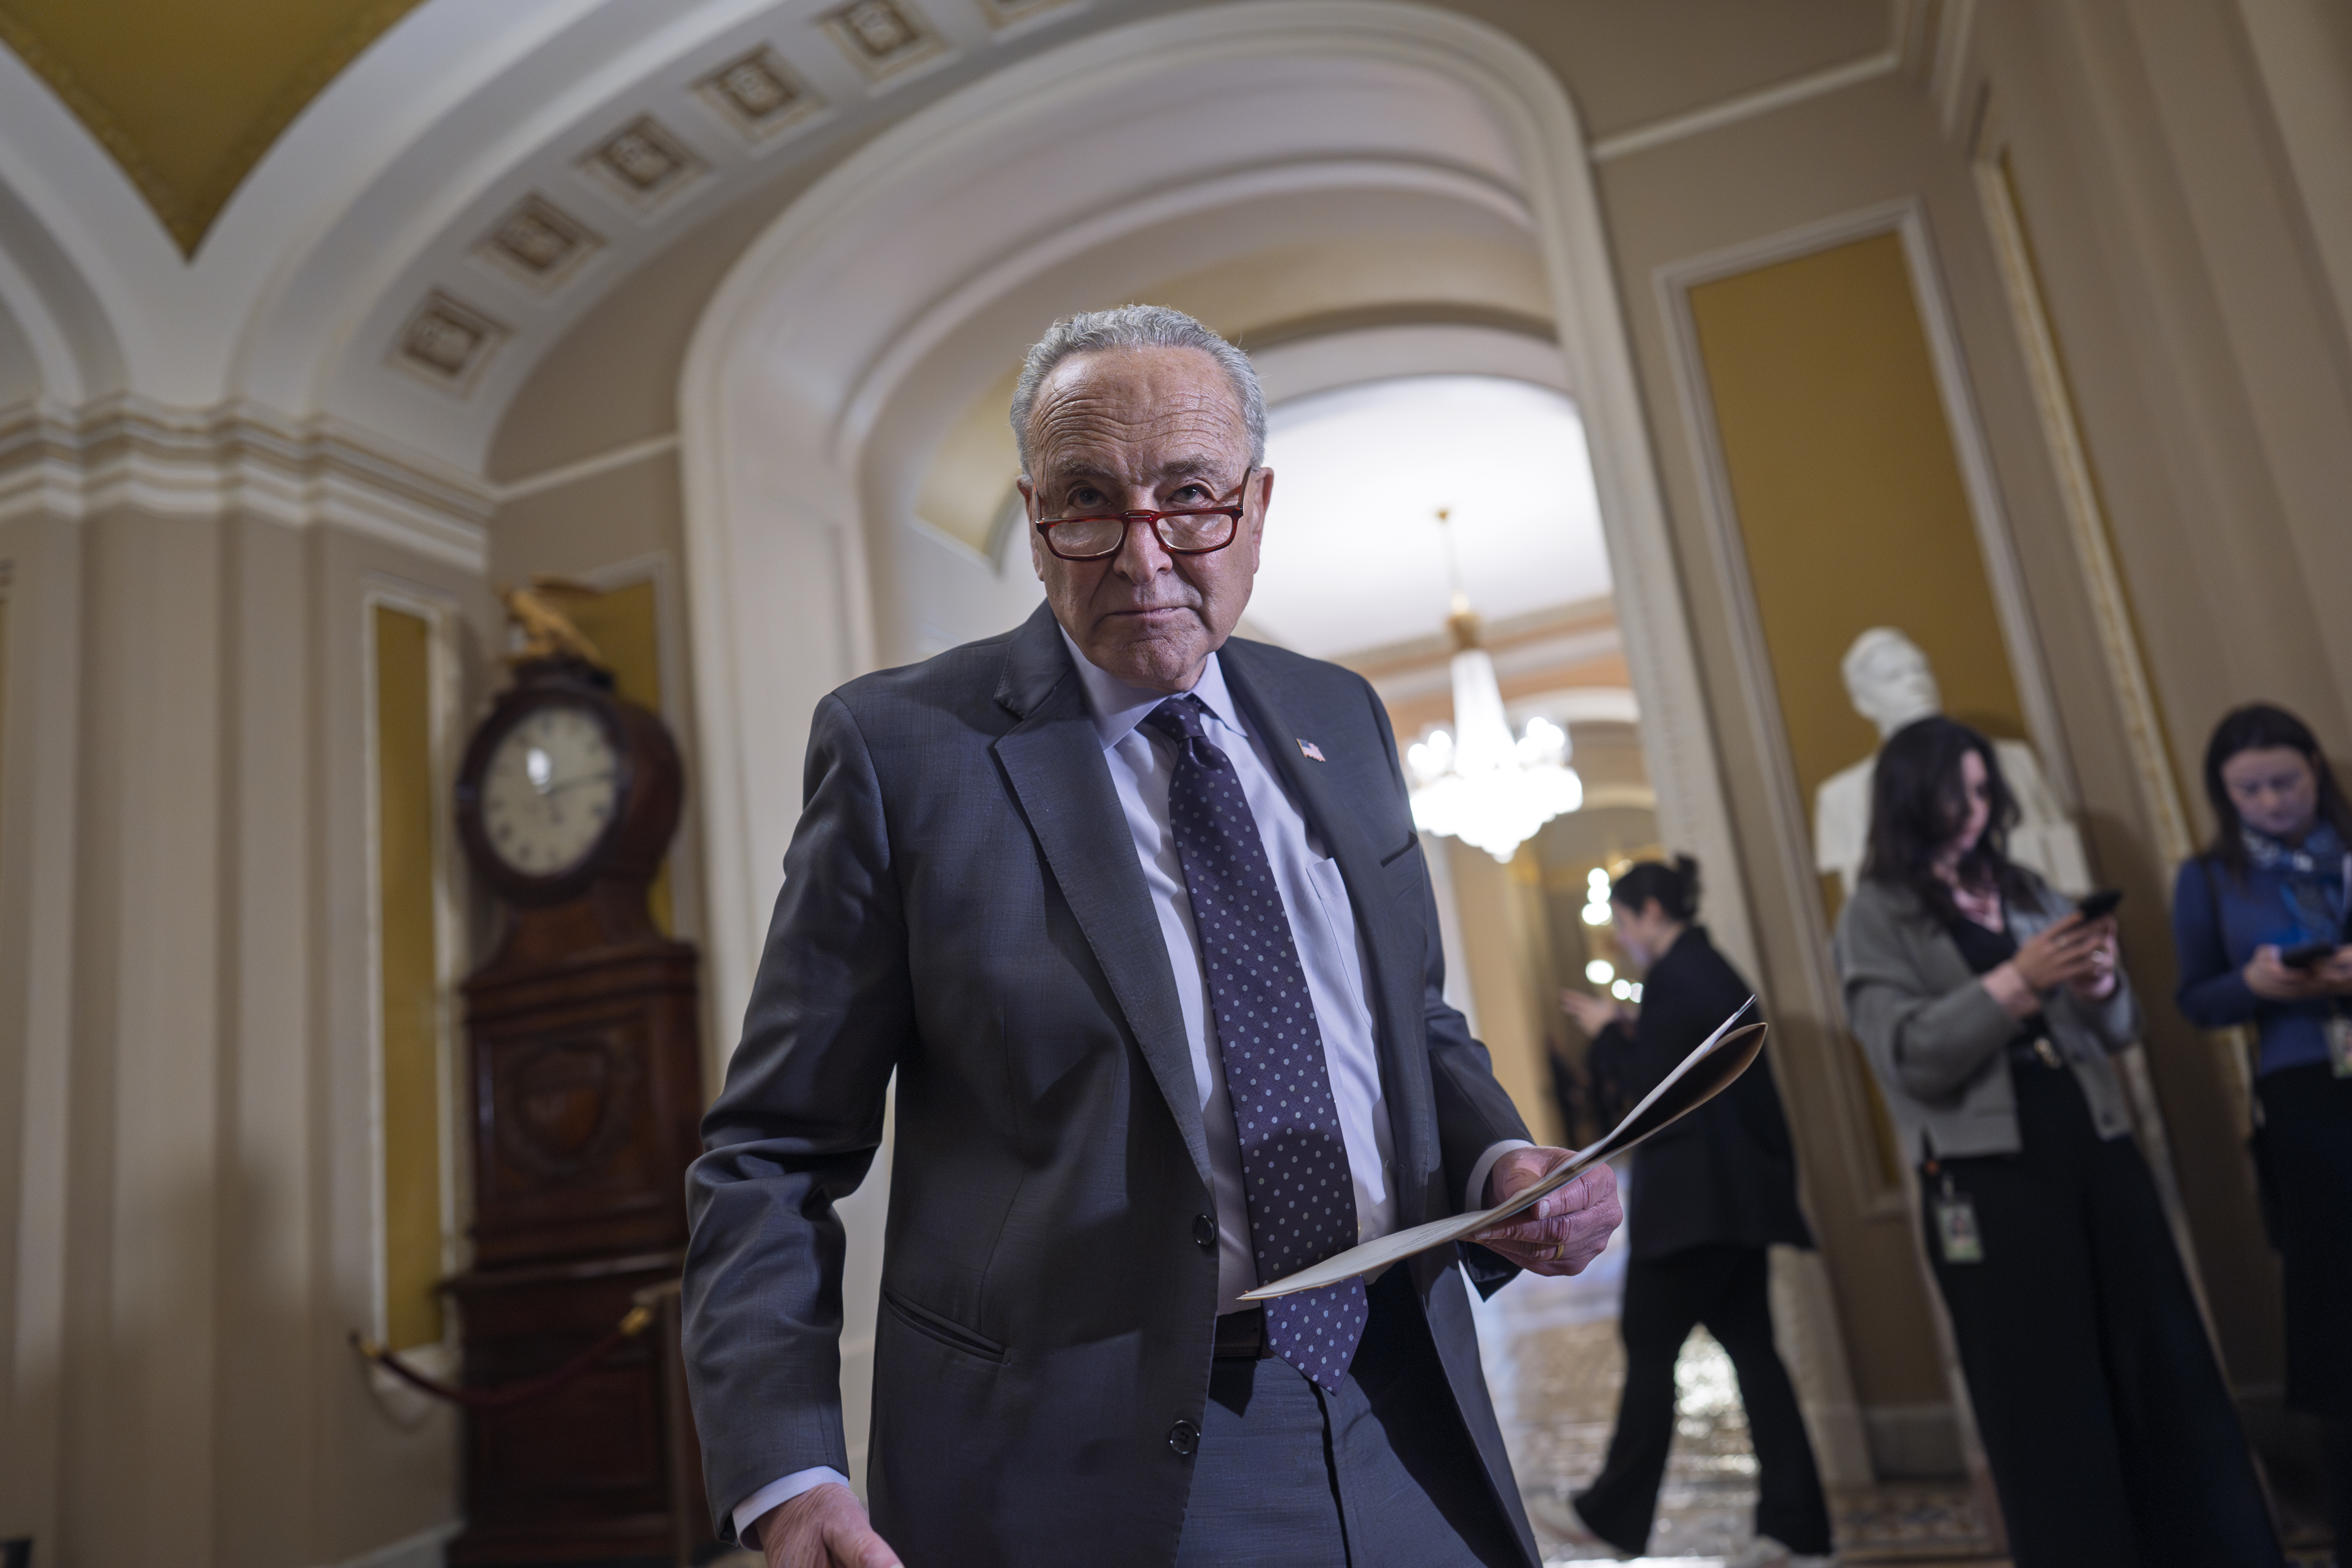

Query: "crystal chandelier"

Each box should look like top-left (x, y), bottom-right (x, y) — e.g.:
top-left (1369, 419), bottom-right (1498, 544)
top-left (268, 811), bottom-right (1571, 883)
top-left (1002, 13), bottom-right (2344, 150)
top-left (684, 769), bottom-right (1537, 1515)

top-left (1403, 510), bottom-right (1583, 862)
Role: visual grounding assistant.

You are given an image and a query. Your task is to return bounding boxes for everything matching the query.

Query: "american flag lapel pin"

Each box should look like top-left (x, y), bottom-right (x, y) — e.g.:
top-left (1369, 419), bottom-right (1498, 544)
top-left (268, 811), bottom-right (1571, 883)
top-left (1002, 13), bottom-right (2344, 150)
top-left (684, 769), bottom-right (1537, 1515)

top-left (1297, 739), bottom-right (1327, 762)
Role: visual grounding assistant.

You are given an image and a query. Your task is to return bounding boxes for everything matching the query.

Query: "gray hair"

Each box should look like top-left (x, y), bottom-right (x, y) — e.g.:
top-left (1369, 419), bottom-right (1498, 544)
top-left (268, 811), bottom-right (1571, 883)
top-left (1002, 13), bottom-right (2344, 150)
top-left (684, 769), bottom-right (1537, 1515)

top-left (1009, 304), bottom-right (1266, 474)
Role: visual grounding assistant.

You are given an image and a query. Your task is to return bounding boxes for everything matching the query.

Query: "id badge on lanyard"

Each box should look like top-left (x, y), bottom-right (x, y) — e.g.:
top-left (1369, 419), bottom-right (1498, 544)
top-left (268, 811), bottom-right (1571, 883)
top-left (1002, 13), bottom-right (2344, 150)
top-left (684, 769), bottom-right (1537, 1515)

top-left (1932, 1171), bottom-right (1984, 1265)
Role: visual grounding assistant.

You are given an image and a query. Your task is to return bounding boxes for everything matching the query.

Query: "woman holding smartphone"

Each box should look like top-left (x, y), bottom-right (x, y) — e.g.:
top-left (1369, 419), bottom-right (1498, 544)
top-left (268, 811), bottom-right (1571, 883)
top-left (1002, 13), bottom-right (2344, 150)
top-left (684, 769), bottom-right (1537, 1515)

top-left (1835, 717), bottom-right (2278, 1566)
top-left (2173, 703), bottom-right (2352, 1562)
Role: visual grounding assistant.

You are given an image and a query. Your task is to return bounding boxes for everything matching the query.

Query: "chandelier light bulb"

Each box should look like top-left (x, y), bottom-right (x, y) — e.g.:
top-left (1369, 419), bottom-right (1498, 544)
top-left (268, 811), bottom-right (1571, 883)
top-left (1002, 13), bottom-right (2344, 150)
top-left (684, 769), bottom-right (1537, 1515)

top-left (1404, 510), bottom-right (1584, 861)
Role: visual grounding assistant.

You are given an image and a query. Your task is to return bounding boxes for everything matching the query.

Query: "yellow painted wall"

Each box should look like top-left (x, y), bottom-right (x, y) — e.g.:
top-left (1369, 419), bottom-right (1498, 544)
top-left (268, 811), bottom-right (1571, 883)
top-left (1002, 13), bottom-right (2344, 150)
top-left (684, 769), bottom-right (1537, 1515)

top-left (564, 579), bottom-right (674, 935)
top-left (1446, 840), bottom-right (1566, 1149)
top-left (371, 604), bottom-right (443, 1350)
top-left (1690, 231), bottom-right (2031, 1191)
top-left (1689, 231), bottom-right (2028, 833)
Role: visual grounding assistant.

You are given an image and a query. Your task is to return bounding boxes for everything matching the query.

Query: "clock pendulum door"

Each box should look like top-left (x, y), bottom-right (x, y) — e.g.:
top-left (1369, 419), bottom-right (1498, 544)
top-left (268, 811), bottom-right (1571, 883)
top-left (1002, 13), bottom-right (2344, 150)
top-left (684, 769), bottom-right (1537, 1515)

top-left (445, 644), bottom-right (716, 1564)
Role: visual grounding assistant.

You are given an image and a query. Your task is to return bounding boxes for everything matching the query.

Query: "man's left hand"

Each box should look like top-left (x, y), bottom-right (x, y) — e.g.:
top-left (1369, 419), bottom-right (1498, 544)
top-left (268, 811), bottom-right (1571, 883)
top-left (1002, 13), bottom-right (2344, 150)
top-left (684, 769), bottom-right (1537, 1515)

top-left (1470, 1149), bottom-right (1621, 1276)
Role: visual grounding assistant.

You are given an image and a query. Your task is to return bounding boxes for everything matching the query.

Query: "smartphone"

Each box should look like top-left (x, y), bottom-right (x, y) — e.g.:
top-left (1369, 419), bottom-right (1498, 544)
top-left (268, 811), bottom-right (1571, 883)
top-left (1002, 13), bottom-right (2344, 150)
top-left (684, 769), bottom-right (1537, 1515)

top-left (2074, 888), bottom-right (2123, 921)
top-left (2279, 939), bottom-right (2335, 969)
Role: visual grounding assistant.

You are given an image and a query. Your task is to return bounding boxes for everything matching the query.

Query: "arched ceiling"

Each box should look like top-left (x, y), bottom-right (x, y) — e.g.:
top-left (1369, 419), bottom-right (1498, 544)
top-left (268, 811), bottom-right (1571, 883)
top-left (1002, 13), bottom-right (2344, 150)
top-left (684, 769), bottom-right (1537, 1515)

top-left (0, 0), bottom-right (427, 254)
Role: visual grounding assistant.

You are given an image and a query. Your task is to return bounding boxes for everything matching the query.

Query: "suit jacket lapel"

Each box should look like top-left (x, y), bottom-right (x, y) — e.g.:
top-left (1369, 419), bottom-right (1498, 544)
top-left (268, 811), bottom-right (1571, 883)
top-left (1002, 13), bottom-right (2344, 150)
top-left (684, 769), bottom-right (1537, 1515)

top-left (1220, 644), bottom-right (1439, 1225)
top-left (991, 606), bottom-right (1212, 1191)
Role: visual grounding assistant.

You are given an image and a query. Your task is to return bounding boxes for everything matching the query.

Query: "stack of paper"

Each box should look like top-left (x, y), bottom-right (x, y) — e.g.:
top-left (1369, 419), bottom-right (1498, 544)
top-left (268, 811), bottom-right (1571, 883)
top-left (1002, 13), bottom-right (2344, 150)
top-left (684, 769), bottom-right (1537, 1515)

top-left (1241, 1000), bottom-right (1766, 1300)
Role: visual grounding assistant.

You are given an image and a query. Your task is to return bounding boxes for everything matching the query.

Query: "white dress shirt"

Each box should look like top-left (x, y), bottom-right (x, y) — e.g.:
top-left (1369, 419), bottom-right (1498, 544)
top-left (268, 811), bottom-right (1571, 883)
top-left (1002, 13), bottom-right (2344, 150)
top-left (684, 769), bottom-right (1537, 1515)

top-left (734, 635), bottom-right (1524, 1543)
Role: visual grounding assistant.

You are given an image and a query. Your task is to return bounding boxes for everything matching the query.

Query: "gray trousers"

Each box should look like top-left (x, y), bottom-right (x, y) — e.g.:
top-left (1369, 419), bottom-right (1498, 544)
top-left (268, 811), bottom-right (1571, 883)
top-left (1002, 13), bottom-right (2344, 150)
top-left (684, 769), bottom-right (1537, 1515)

top-left (1175, 1269), bottom-right (1524, 1567)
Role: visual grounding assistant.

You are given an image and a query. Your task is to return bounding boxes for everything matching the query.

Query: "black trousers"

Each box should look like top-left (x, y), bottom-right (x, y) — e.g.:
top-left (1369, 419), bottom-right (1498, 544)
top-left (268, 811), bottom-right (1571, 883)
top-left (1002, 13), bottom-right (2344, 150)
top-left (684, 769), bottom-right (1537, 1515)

top-left (2260, 1062), bottom-right (2352, 1418)
top-left (1926, 1060), bottom-right (2282, 1568)
top-left (1572, 1243), bottom-right (1831, 1555)
top-left (1175, 1267), bottom-right (1527, 1567)
top-left (2256, 1063), bottom-right (2352, 1563)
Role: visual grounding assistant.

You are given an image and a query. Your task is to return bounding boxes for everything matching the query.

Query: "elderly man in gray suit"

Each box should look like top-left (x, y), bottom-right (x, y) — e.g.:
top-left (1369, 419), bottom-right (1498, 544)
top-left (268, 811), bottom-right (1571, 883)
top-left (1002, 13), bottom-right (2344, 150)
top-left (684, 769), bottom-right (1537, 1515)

top-left (682, 305), bottom-right (1622, 1568)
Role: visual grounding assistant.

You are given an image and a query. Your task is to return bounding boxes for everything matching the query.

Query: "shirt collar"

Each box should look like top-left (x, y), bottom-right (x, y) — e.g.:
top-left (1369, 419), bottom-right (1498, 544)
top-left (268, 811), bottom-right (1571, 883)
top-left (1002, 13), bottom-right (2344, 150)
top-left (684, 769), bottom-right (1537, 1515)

top-left (1056, 625), bottom-right (1245, 751)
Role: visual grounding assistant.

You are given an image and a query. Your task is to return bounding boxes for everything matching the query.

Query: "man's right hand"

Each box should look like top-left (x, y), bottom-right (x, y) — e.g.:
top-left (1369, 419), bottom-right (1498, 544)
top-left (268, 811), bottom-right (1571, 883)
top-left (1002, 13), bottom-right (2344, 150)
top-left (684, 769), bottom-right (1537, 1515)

top-left (757, 1484), bottom-right (901, 1568)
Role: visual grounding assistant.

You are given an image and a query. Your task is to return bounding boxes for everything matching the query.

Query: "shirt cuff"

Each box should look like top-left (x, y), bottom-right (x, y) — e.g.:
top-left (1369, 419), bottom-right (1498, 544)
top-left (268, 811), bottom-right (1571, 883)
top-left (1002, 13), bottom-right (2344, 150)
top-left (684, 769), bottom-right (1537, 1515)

top-left (734, 1466), bottom-right (851, 1547)
top-left (1466, 1139), bottom-right (1535, 1214)
top-left (1982, 961), bottom-right (2039, 1019)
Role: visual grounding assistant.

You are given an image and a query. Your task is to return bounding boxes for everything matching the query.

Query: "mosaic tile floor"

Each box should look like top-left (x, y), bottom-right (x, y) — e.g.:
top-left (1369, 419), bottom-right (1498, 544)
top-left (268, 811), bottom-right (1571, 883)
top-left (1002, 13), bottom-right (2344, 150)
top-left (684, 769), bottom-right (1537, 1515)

top-left (1470, 1223), bottom-right (2001, 1568)
top-left (1475, 1224), bottom-right (2337, 1568)
top-left (713, 1212), bottom-right (2337, 1566)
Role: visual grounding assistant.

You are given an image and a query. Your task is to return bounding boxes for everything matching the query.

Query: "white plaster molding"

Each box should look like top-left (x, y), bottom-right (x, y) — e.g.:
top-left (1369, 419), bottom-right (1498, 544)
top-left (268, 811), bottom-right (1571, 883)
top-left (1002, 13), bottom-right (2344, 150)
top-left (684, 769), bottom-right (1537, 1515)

top-left (678, 0), bottom-right (1759, 1057)
top-left (0, 39), bottom-right (165, 391)
top-left (1929, 0), bottom-right (1983, 137)
top-left (1971, 164), bottom-right (2194, 867)
top-left (357, 574), bottom-right (468, 1354)
top-left (496, 431), bottom-right (682, 503)
top-left (0, 0), bottom-right (849, 436)
top-left (1249, 321), bottom-right (1568, 407)
top-left (0, 0), bottom-right (617, 402)
top-left (833, 157), bottom-right (1532, 463)
top-left (0, 400), bottom-right (493, 571)
top-left (1588, 48), bottom-right (1902, 163)
top-left (0, 202), bottom-right (106, 405)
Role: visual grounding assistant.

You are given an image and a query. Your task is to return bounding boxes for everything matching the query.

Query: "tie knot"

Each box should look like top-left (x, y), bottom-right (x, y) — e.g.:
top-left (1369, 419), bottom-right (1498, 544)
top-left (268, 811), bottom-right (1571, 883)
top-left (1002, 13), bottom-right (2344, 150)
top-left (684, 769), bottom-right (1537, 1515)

top-left (1144, 695), bottom-right (1211, 745)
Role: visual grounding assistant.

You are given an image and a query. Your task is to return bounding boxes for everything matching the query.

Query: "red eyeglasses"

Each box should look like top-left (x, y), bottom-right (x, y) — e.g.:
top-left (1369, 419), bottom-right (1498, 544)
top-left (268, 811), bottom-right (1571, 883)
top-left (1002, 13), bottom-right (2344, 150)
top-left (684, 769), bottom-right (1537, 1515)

top-left (1032, 468), bottom-right (1253, 561)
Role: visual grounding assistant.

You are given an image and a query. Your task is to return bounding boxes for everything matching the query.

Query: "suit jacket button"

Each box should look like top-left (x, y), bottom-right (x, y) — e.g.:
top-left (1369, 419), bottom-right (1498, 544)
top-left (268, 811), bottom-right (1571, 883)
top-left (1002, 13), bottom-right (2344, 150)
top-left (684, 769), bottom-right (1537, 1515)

top-left (1168, 1418), bottom-right (1200, 1457)
top-left (1192, 1214), bottom-right (1216, 1250)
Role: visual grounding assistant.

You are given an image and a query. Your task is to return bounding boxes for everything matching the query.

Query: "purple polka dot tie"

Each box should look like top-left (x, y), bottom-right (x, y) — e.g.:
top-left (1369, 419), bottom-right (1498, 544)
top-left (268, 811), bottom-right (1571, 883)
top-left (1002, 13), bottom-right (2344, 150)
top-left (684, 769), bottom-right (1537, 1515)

top-left (1146, 695), bottom-right (1367, 1391)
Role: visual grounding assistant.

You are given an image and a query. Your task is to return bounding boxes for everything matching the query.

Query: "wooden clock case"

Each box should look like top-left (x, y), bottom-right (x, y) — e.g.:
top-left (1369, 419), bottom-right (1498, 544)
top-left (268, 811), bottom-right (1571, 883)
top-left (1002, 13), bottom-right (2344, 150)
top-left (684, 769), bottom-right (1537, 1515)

top-left (445, 655), bottom-right (717, 1564)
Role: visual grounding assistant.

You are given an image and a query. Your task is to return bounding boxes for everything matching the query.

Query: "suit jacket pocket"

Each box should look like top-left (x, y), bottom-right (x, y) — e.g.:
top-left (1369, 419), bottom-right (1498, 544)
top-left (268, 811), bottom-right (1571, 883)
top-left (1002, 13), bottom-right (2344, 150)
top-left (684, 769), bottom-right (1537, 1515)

top-left (883, 1289), bottom-right (1008, 1364)
top-left (1380, 835), bottom-right (1426, 904)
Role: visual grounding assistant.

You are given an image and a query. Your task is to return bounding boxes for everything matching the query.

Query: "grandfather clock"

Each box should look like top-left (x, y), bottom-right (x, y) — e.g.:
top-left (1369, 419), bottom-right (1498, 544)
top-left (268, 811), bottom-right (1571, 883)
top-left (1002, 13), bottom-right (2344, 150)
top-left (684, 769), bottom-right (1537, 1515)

top-left (445, 624), bottom-right (715, 1563)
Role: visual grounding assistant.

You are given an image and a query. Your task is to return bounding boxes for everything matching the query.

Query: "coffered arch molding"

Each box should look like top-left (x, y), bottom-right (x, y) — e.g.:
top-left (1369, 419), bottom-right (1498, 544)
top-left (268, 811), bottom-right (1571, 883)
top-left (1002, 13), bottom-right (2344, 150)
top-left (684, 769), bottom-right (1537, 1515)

top-left (679, 0), bottom-right (1756, 1044)
top-left (0, 104), bottom-right (124, 404)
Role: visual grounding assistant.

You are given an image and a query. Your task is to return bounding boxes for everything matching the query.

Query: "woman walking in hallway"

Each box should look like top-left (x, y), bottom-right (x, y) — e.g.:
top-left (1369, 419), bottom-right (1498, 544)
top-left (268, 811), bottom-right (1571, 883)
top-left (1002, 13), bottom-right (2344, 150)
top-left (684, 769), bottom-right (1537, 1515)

top-left (1835, 717), bottom-right (2279, 1568)
top-left (2173, 703), bottom-right (2352, 1565)
top-left (1559, 857), bottom-right (1833, 1568)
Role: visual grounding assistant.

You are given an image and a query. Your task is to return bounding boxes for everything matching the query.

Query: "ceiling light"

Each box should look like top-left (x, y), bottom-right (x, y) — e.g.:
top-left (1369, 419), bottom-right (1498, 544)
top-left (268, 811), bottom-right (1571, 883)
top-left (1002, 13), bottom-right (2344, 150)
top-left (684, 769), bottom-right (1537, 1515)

top-left (1403, 507), bottom-right (1582, 861)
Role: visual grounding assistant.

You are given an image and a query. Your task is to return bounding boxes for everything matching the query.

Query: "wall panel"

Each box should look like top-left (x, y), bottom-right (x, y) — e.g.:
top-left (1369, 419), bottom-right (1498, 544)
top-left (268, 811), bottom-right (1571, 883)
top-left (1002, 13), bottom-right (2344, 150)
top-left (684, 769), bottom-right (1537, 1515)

top-left (1687, 230), bottom-right (2030, 824)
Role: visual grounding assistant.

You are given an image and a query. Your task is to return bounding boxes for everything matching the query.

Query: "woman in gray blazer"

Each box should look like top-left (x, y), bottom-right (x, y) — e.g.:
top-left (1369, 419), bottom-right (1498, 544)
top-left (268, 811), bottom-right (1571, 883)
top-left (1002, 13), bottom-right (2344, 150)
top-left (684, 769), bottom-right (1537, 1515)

top-left (1833, 717), bottom-right (2278, 1567)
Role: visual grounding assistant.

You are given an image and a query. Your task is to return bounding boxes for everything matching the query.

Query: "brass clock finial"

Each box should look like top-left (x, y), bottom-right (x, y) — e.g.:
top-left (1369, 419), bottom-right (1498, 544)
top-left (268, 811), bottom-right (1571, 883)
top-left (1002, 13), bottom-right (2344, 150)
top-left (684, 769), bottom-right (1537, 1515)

top-left (499, 575), bottom-right (604, 666)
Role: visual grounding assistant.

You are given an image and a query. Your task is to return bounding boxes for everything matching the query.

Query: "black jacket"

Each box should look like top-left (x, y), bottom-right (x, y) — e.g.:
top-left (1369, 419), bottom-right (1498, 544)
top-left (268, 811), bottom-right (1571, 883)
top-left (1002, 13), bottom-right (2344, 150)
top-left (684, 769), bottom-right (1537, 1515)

top-left (1598, 926), bottom-right (1811, 1261)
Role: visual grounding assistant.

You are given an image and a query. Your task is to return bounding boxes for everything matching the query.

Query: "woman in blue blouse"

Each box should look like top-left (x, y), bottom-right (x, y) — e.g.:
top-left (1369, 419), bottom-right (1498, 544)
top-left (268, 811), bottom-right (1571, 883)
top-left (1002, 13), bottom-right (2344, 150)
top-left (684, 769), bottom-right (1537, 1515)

top-left (2172, 702), bottom-right (2352, 1560)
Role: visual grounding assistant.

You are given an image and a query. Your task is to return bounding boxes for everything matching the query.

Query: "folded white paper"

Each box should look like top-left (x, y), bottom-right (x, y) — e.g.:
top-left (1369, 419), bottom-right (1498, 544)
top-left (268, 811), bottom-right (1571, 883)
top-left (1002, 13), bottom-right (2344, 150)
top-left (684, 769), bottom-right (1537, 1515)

top-left (1240, 999), bottom-right (1764, 1301)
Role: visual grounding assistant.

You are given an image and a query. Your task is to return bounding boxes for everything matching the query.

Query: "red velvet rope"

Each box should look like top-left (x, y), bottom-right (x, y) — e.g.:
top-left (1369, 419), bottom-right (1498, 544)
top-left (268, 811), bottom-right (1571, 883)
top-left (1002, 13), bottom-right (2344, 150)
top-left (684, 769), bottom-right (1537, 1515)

top-left (352, 1301), bottom-right (656, 1410)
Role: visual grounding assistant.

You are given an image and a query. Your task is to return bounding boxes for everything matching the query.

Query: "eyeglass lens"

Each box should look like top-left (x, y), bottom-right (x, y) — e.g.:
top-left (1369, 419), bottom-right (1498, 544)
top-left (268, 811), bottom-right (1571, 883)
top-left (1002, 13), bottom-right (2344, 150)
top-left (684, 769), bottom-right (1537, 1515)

top-left (1049, 510), bottom-right (1236, 557)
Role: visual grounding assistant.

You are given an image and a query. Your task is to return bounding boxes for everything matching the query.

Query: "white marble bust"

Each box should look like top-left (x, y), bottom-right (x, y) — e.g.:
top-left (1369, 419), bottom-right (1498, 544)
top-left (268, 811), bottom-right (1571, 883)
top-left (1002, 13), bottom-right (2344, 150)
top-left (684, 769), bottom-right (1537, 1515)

top-left (1812, 628), bottom-right (2090, 900)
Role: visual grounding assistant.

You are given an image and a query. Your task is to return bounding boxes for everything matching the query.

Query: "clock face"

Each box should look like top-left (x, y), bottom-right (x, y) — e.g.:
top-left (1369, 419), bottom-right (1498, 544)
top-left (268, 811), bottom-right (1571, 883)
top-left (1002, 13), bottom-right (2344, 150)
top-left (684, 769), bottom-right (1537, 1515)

top-left (479, 704), bottom-right (621, 878)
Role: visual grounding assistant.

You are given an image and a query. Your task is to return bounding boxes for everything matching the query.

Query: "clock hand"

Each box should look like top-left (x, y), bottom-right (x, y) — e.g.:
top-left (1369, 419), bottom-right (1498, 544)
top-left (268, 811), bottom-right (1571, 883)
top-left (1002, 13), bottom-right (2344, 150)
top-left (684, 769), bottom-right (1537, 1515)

top-left (543, 769), bottom-right (617, 795)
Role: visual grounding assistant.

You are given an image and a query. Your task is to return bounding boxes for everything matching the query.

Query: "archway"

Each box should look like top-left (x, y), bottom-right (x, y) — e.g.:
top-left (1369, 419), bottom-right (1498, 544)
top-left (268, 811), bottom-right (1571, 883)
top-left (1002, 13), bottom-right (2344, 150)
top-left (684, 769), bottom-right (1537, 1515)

top-left (674, 0), bottom-right (1802, 1500)
top-left (679, 0), bottom-right (1747, 1034)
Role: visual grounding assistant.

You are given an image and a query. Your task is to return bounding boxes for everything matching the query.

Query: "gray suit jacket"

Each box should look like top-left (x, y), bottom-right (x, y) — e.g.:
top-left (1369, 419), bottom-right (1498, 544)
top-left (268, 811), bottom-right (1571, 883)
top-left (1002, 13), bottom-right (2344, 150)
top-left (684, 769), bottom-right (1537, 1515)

top-left (682, 604), bottom-right (1538, 1566)
top-left (1833, 871), bottom-right (2141, 1161)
